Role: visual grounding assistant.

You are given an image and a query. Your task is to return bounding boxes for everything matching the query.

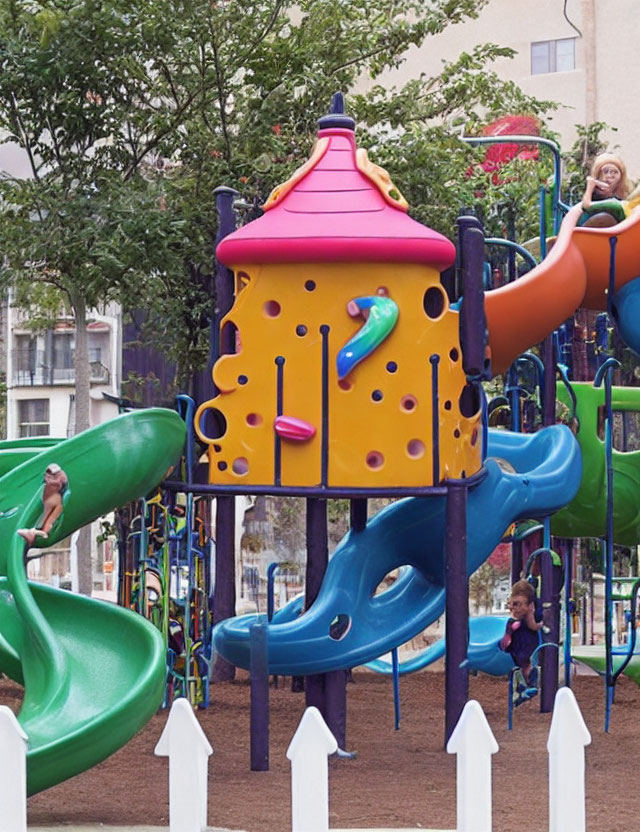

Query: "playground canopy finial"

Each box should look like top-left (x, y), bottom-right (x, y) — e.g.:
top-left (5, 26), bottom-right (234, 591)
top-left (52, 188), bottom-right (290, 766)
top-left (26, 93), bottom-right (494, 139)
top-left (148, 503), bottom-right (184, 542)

top-left (317, 91), bottom-right (355, 131)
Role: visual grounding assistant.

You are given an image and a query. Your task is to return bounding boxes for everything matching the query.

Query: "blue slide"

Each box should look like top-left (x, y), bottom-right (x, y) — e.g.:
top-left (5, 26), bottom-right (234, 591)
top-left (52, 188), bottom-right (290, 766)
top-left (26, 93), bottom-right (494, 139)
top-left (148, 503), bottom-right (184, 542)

top-left (213, 426), bottom-right (581, 675)
top-left (366, 615), bottom-right (515, 676)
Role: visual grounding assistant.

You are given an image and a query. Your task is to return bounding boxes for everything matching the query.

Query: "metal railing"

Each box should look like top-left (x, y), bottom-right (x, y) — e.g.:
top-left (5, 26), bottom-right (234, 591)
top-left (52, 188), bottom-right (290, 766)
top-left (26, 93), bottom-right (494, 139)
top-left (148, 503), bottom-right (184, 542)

top-left (12, 350), bottom-right (110, 386)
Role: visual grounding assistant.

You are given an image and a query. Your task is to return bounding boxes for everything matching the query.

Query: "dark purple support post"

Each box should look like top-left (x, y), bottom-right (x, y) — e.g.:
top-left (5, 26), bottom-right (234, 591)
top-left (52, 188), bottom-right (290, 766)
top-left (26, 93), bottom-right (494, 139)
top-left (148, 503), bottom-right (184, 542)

top-left (212, 501), bottom-right (236, 682)
top-left (350, 499), bottom-right (368, 533)
top-left (444, 481), bottom-right (469, 744)
top-left (540, 333), bottom-right (559, 710)
top-left (458, 215), bottom-right (488, 378)
top-left (541, 335), bottom-right (556, 427)
top-left (211, 186), bottom-right (239, 683)
top-left (540, 534), bottom-right (562, 713)
top-left (304, 498), bottom-right (345, 742)
top-left (250, 619), bottom-right (269, 770)
top-left (324, 670), bottom-right (347, 749)
top-left (511, 539), bottom-right (523, 584)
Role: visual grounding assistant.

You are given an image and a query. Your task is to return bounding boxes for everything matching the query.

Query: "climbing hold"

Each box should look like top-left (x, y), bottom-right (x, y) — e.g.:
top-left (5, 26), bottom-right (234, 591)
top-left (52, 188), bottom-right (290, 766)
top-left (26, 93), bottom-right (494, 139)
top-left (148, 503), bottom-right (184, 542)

top-left (337, 295), bottom-right (399, 380)
top-left (274, 415), bottom-right (316, 442)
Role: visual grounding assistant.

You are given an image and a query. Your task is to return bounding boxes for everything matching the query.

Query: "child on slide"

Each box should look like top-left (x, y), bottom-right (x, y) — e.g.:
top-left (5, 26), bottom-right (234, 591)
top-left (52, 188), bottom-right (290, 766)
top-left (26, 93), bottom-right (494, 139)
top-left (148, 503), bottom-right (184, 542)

top-left (500, 579), bottom-right (544, 705)
top-left (580, 153), bottom-right (640, 226)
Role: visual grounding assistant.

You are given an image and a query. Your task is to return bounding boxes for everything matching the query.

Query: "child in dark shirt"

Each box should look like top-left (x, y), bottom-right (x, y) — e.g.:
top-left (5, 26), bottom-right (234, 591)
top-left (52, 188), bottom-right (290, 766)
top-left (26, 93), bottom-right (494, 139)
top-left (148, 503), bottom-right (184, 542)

top-left (499, 579), bottom-right (543, 685)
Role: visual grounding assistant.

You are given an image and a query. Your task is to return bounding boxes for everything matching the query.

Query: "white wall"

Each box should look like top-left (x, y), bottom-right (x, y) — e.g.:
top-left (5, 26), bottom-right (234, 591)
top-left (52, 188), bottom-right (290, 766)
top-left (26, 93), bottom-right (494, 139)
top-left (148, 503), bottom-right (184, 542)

top-left (373, 0), bottom-right (640, 181)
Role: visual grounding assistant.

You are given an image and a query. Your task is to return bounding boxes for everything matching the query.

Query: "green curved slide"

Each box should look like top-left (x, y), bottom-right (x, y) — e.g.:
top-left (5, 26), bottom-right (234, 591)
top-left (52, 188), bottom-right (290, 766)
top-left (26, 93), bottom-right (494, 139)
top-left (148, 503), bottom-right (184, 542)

top-left (0, 408), bottom-right (186, 795)
top-left (552, 382), bottom-right (640, 545)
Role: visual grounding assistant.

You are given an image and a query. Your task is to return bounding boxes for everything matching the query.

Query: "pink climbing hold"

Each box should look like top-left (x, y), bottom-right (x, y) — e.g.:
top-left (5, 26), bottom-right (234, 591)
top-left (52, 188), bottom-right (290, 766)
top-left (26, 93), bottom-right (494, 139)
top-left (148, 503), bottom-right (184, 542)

top-left (274, 415), bottom-right (316, 442)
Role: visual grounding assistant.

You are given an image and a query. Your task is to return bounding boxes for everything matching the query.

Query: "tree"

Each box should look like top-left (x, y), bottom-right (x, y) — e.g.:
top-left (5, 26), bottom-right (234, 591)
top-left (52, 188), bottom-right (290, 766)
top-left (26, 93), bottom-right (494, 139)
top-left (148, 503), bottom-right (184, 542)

top-left (0, 0), bottom-right (564, 390)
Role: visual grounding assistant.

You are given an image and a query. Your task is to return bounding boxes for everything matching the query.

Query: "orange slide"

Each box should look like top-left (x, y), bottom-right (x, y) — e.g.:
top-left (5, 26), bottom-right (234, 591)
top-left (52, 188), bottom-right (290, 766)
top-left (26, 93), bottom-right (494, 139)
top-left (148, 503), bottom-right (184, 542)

top-left (485, 204), bottom-right (640, 374)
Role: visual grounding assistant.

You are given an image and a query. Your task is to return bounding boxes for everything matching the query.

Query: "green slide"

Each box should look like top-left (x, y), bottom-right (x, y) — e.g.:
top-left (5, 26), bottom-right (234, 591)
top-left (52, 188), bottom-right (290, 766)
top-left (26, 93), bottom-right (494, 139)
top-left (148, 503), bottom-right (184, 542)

top-left (571, 645), bottom-right (640, 686)
top-left (0, 408), bottom-right (186, 795)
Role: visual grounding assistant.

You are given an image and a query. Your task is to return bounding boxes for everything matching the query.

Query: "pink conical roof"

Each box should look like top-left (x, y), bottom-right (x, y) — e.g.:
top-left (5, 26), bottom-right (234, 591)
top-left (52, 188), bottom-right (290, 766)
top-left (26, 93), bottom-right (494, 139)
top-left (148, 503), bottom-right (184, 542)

top-left (216, 126), bottom-right (456, 270)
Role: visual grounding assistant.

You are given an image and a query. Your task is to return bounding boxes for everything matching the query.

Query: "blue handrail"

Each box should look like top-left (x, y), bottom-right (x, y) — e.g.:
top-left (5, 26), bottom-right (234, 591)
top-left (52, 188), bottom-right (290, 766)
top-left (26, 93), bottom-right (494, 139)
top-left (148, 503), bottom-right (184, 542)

top-left (462, 134), bottom-right (564, 234)
top-left (593, 356), bottom-right (621, 731)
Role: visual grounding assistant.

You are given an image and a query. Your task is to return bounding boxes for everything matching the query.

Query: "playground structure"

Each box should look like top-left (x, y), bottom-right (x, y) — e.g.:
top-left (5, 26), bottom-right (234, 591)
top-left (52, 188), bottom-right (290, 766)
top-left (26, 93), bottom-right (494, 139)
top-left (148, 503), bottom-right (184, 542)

top-left (3, 91), bottom-right (640, 810)
top-left (201, 95), bottom-right (640, 745)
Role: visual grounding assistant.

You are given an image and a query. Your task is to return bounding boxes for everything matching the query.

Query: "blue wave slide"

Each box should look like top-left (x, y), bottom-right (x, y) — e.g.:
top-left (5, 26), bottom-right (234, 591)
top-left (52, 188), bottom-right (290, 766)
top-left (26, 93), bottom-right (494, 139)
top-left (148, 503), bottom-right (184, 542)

top-left (366, 615), bottom-right (515, 677)
top-left (213, 426), bottom-right (581, 675)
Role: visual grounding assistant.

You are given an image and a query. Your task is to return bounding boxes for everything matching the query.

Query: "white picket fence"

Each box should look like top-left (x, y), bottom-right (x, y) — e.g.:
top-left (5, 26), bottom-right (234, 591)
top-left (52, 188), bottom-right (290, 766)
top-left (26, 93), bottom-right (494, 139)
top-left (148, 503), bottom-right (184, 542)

top-left (0, 687), bottom-right (590, 832)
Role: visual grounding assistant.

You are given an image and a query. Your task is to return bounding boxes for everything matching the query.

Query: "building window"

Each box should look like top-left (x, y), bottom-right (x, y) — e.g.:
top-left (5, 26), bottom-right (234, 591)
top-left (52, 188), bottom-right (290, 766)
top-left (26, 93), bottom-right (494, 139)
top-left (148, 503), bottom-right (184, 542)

top-left (531, 38), bottom-right (576, 75)
top-left (18, 398), bottom-right (50, 437)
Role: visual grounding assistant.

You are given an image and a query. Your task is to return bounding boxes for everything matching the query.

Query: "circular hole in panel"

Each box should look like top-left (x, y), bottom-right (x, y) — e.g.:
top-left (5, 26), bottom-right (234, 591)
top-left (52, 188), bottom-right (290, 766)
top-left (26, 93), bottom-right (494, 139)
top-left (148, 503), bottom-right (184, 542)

top-left (444, 400), bottom-right (452, 411)
top-left (246, 413), bottom-right (262, 427)
top-left (450, 347), bottom-right (459, 362)
top-left (459, 382), bottom-right (482, 418)
top-left (329, 614), bottom-right (351, 641)
top-left (454, 429), bottom-right (461, 439)
top-left (423, 286), bottom-right (446, 319)
top-left (217, 461), bottom-right (228, 471)
top-left (213, 444), bottom-right (222, 453)
top-left (471, 428), bottom-right (479, 446)
top-left (400, 395), bottom-right (417, 412)
top-left (232, 457), bottom-right (249, 476)
top-left (304, 280), bottom-right (316, 292)
top-left (407, 439), bottom-right (425, 459)
top-left (296, 324), bottom-right (307, 336)
top-left (366, 451), bottom-right (384, 469)
top-left (263, 300), bottom-right (281, 318)
top-left (386, 361), bottom-right (398, 373)
top-left (371, 389), bottom-right (383, 402)
top-left (372, 568), bottom-right (402, 596)
top-left (237, 374), bottom-right (248, 385)
top-left (199, 408), bottom-right (227, 441)
top-left (338, 379), bottom-right (352, 391)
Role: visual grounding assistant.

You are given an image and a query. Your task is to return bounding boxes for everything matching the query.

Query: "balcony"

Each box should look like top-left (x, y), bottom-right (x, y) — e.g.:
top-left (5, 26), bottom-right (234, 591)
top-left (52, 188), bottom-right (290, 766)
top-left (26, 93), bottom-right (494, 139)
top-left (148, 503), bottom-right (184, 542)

top-left (12, 349), bottom-right (111, 387)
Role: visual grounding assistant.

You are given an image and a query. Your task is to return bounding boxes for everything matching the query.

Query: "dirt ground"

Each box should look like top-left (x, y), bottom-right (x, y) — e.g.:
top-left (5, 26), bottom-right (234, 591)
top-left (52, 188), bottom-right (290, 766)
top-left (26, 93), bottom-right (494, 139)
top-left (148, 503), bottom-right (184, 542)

top-left (3, 667), bottom-right (639, 831)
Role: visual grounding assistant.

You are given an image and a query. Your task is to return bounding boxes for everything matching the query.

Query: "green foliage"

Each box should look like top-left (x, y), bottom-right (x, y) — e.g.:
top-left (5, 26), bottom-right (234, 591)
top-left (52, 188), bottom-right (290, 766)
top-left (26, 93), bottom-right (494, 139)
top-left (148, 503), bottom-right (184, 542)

top-left (0, 0), bottom-right (584, 385)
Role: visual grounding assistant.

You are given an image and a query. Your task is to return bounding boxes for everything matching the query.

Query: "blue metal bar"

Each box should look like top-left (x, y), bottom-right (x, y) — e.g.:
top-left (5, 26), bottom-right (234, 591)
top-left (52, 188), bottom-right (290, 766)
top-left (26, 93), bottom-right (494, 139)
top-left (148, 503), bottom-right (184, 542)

top-left (539, 516), bottom-right (558, 712)
top-left (274, 357), bottom-right (285, 487)
top-left (176, 395), bottom-right (195, 483)
top-left (392, 647), bottom-right (401, 731)
top-left (165, 464), bottom-right (488, 498)
top-left (484, 237), bottom-right (538, 270)
top-left (611, 578), bottom-right (640, 684)
top-left (267, 562), bottom-right (279, 623)
top-left (430, 354), bottom-right (440, 483)
top-left (556, 364), bottom-right (578, 425)
top-left (506, 364), bottom-right (521, 432)
top-left (539, 185), bottom-right (548, 260)
top-left (517, 352), bottom-right (546, 414)
top-left (320, 325), bottom-right (330, 487)
top-left (564, 541), bottom-right (573, 688)
top-left (508, 670), bottom-right (514, 730)
top-left (594, 356), bottom-right (621, 731)
top-left (608, 237), bottom-right (618, 323)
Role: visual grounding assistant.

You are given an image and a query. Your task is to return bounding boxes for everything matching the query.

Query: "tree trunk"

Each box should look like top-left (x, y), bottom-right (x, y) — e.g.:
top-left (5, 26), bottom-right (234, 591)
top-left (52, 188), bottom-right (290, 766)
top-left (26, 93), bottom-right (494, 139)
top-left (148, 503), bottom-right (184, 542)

top-left (72, 293), bottom-right (91, 434)
top-left (71, 292), bottom-right (93, 596)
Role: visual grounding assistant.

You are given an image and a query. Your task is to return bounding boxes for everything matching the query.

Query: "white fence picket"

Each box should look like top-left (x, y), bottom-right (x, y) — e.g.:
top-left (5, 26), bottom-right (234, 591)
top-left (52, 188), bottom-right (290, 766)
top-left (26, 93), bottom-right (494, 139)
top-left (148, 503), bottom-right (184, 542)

top-left (547, 687), bottom-right (591, 832)
top-left (447, 700), bottom-right (499, 832)
top-left (287, 706), bottom-right (337, 832)
top-left (0, 705), bottom-right (28, 832)
top-left (155, 697), bottom-right (213, 832)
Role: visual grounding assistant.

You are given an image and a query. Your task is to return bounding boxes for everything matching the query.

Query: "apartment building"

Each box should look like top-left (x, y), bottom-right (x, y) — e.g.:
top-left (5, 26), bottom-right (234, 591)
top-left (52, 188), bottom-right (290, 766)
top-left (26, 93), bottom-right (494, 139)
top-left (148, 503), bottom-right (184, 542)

top-left (6, 301), bottom-right (121, 439)
top-left (4, 297), bottom-right (122, 596)
top-left (379, 0), bottom-right (640, 179)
